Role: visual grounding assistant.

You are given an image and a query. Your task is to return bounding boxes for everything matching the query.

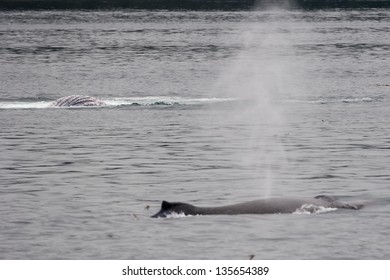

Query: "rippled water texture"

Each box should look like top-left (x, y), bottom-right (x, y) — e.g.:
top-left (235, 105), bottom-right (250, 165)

top-left (0, 9), bottom-right (389, 259)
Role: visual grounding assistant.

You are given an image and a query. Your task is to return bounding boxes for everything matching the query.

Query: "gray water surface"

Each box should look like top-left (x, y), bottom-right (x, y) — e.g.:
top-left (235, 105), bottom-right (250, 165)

top-left (0, 9), bottom-right (389, 259)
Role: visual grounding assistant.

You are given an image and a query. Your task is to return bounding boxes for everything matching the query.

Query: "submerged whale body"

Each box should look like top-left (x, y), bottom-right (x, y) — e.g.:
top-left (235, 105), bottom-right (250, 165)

top-left (52, 95), bottom-right (105, 107)
top-left (151, 195), bottom-right (363, 218)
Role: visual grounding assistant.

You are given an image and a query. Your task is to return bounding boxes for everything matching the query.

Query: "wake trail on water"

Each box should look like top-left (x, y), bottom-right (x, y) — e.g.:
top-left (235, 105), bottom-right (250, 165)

top-left (285, 96), bottom-right (383, 104)
top-left (0, 96), bottom-right (238, 109)
top-left (0, 94), bottom-right (383, 110)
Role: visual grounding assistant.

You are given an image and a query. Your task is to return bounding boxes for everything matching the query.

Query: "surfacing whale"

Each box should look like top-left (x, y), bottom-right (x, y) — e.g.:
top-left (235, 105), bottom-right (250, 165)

top-left (52, 95), bottom-right (105, 107)
top-left (151, 195), bottom-right (363, 218)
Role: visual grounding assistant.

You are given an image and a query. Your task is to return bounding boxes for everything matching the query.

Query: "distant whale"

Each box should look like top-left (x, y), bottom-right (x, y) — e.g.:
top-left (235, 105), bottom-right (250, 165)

top-left (151, 195), bottom-right (363, 218)
top-left (52, 95), bottom-right (105, 107)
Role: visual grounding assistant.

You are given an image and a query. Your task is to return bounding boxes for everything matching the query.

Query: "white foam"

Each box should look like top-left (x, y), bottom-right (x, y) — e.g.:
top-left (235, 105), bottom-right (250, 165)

top-left (293, 204), bottom-right (338, 215)
top-left (342, 97), bottom-right (373, 103)
top-left (0, 101), bottom-right (52, 109)
top-left (163, 212), bottom-right (188, 219)
top-left (103, 96), bottom-right (238, 107)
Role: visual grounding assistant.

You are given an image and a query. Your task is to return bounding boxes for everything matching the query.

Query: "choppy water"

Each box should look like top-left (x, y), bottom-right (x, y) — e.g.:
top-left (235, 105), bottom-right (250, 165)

top-left (0, 8), bottom-right (389, 259)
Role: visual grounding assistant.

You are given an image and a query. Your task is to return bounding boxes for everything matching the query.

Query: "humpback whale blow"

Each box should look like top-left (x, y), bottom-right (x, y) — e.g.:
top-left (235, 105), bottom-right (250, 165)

top-left (52, 95), bottom-right (105, 107)
top-left (151, 195), bottom-right (363, 218)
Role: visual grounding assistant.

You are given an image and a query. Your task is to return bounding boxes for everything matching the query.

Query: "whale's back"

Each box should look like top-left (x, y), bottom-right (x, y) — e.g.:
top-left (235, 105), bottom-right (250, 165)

top-left (151, 196), bottom-right (363, 218)
top-left (199, 197), bottom-right (324, 215)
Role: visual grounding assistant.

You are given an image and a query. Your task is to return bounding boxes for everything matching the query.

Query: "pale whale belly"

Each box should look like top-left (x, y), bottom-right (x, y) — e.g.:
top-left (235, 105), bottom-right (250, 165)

top-left (52, 95), bottom-right (105, 107)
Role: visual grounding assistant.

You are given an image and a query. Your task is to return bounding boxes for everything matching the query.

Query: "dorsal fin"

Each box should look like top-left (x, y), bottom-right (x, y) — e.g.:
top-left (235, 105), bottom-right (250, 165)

top-left (161, 201), bottom-right (172, 210)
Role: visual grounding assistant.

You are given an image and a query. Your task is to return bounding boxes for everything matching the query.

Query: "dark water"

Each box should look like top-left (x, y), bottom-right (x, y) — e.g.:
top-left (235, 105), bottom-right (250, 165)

top-left (0, 9), bottom-right (389, 259)
top-left (1, 0), bottom-right (390, 10)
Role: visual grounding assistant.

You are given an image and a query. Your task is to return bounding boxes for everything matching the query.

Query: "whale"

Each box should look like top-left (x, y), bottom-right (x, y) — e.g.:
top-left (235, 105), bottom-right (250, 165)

top-left (52, 95), bottom-right (105, 107)
top-left (151, 195), bottom-right (363, 218)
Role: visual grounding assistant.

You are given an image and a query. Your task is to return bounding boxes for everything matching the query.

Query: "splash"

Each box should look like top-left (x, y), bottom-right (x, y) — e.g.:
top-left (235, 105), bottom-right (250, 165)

top-left (293, 204), bottom-right (338, 215)
top-left (162, 212), bottom-right (194, 219)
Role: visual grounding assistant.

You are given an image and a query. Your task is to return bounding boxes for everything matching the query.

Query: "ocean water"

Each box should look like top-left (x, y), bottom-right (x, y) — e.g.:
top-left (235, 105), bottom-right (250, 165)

top-left (0, 8), bottom-right (389, 259)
